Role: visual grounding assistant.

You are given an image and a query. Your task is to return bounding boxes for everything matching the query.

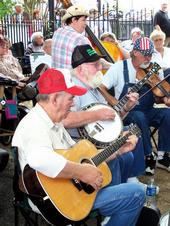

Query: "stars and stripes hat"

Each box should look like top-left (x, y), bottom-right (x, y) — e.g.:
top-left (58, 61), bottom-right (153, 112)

top-left (133, 37), bottom-right (154, 56)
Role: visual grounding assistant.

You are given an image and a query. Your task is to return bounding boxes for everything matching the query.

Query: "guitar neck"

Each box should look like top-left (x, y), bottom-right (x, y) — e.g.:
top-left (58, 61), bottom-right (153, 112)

top-left (91, 124), bottom-right (141, 166)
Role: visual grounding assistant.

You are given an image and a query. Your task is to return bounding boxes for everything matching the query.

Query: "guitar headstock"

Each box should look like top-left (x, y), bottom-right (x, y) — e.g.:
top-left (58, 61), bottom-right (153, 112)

top-left (151, 62), bottom-right (161, 74)
top-left (128, 123), bottom-right (142, 138)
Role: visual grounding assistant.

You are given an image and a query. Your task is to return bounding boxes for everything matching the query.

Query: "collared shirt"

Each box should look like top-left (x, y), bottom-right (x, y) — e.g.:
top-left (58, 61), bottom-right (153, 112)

top-left (12, 103), bottom-right (75, 178)
top-left (152, 47), bottom-right (170, 70)
top-left (51, 26), bottom-right (90, 69)
top-left (25, 43), bottom-right (44, 55)
top-left (72, 77), bottom-right (107, 109)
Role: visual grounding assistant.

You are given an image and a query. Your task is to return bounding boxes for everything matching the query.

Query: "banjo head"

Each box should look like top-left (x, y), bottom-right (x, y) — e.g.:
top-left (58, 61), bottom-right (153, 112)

top-left (78, 103), bottom-right (123, 148)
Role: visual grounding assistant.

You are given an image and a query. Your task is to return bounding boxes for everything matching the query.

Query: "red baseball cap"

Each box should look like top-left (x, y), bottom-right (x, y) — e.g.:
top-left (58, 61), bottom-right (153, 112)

top-left (37, 68), bottom-right (87, 96)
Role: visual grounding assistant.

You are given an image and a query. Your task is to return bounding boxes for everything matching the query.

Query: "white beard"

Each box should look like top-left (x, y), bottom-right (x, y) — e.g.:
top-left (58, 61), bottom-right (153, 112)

top-left (139, 62), bottom-right (150, 69)
top-left (87, 71), bottom-right (103, 88)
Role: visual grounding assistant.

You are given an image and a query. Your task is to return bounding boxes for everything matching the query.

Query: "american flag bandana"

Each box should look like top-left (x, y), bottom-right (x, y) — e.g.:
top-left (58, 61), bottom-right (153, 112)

top-left (133, 37), bottom-right (154, 56)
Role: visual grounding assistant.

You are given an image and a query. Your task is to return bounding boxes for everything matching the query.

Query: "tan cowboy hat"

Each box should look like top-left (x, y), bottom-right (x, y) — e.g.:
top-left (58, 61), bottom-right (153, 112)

top-left (62, 5), bottom-right (89, 22)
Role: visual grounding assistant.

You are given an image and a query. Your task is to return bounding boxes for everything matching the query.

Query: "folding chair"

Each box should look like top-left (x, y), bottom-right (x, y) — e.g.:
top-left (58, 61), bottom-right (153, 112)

top-left (11, 42), bottom-right (25, 59)
top-left (12, 146), bottom-right (45, 226)
top-left (0, 148), bottom-right (9, 172)
top-left (11, 42), bottom-right (31, 75)
top-left (12, 146), bottom-right (102, 226)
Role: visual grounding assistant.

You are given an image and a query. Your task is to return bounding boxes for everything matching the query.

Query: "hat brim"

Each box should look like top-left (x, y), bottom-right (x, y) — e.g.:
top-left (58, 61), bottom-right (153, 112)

top-left (66, 86), bottom-right (87, 96)
top-left (136, 50), bottom-right (155, 56)
top-left (72, 54), bottom-right (104, 68)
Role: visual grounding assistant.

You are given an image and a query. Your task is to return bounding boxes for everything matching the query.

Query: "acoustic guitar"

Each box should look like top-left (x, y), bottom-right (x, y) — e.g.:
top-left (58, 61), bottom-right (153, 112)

top-left (22, 124), bottom-right (141, 225)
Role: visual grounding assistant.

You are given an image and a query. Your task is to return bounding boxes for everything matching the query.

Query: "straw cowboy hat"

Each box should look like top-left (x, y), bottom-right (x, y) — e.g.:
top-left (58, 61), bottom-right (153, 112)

top-left (62, 5), bottom-right (89, 22)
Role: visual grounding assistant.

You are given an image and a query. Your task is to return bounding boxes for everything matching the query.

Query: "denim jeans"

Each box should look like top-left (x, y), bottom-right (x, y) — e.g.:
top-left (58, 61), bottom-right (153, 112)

top-left (107, 152), bottom-right (134, 184)
top-left (128, 137), bottom-right (145, 178)
top-left (124, 107), bottom-right (170, 155)
top-left (118, 152), bottom-right (134, 182)
top-left (93, 183), bottom-right (145, 226)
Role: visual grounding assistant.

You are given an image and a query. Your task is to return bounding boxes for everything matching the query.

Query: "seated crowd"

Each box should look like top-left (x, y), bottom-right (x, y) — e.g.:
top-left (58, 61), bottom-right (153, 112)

top-left (1, 4), bottom-right (170, 226)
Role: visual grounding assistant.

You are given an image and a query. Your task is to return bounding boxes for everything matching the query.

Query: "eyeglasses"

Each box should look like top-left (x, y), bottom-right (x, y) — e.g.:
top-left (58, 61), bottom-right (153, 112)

top-left (154, 38), bottom-right (163, 42)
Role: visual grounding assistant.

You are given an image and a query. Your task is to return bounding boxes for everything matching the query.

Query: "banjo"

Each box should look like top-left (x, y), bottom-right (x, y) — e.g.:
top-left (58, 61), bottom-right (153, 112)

top-left (78, 62), bottom-right (161, 148)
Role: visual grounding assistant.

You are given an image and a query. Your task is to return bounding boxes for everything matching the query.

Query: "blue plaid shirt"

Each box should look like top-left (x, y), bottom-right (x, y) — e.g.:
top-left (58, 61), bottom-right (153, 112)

top-left (51, 26), bottom-right (90, 69)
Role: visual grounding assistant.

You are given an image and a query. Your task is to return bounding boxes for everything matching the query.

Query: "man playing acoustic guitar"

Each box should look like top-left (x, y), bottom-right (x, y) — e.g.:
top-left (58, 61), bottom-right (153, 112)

top-left (12, 68), bottom-right (145, 226)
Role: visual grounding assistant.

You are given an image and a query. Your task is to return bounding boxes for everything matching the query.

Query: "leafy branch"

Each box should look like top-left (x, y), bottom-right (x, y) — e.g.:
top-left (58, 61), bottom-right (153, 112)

top-left (0, 0), bottom-right (15, 18)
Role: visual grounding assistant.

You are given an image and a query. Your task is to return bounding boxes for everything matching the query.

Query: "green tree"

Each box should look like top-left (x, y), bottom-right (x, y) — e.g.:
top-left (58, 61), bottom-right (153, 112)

top-left (0, 0), bottom-right (15, 18)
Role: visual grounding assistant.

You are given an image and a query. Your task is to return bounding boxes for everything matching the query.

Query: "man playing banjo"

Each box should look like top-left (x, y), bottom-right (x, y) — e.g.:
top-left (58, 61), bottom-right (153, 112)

top-left (63, 44), bottom-right (146, 183)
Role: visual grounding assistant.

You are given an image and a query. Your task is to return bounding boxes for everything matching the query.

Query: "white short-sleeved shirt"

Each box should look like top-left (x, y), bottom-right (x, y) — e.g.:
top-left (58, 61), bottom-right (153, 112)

top-left (102, 59), bottom-right (136, 99)
top-left (12, 103), bottom-right (75, 178)
top-left (152, 47), bottom-right (170, 70)
top-left (162, 47), bottom-right (170, 69)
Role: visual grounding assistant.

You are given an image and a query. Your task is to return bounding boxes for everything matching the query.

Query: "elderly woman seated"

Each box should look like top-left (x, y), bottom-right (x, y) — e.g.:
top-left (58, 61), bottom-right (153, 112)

top-left (100, 32), bottom-right (130, 60)
top-left (150, 27), bottom-right (170, 83)
top-left (0, 37), bottom-right (27, 88)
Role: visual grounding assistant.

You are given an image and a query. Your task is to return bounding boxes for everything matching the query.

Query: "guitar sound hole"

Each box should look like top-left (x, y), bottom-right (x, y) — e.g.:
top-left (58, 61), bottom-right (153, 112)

top-left (71, 159), bottom-right (95, 193)
top-left (80, 159), bottom-right (95, 194)
top-left (80, 181), bottom-right (95, 194)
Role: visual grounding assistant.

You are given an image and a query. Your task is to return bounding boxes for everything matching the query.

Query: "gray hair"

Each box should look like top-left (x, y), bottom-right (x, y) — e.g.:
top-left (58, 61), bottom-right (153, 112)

top-left (43, 39), bottom-right (52, 50)
top-left (36, 94), bottom-right (50, 102)
top-left (31, 32), bottom-right (43, 42)
top-left (36, 91), bottom-right (65, 102)
top-left (100, 32), bottom-right (116, 41)
top-left (150, 29), bottom-right (166, 41)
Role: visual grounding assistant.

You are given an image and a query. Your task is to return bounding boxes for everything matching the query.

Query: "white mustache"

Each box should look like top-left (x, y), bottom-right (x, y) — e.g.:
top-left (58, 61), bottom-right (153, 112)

top-left (140, 62), bottom-right (150, 69)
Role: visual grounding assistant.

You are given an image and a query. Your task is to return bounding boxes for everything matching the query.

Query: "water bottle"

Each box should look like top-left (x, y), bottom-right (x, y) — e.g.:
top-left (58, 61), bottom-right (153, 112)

top-left (145, 177), bottom-right (157, 209)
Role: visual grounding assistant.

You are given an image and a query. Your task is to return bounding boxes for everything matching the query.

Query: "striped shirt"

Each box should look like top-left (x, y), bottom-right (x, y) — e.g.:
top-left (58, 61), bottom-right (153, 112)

top-left (51, 26), bottom-right (90, 69)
